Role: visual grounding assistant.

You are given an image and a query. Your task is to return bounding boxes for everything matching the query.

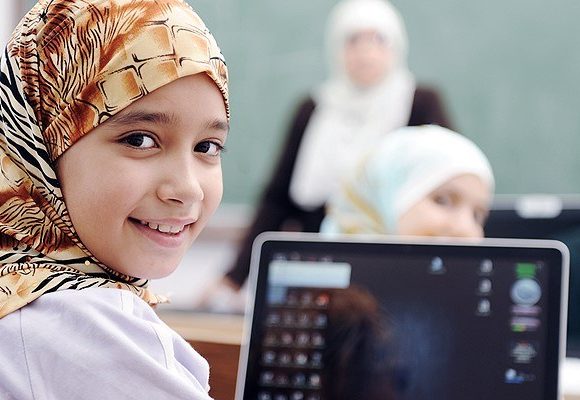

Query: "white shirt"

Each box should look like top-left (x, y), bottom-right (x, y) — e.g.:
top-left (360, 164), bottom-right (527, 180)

top-left (0, 287), bottom-right (213, 400)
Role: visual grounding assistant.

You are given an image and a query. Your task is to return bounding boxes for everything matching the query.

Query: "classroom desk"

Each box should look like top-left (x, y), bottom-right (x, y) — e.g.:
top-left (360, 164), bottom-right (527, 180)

top-left (159, 310), bottom-right (580, 400)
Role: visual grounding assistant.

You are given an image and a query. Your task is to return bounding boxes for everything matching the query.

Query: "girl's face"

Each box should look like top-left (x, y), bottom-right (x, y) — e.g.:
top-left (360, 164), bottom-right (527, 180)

top-left (397, 174), bottom-right (491, 239)
top-left (57, 73), bottom-right (228, 279)
top-left (343, 29), bottom-right (392, 88)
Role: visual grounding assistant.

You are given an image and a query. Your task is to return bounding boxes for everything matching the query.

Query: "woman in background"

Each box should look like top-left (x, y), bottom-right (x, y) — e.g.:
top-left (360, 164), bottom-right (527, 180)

top-left (216, 0), bottom-right (453, 297)
top-left (321, 125), bottom-right (494, 238)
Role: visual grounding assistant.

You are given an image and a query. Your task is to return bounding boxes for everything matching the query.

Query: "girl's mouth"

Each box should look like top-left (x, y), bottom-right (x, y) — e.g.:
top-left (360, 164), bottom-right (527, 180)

top-left (134, 219), bottom-right (186, 235)
top-left (128, 218), bottom-right (194, 248)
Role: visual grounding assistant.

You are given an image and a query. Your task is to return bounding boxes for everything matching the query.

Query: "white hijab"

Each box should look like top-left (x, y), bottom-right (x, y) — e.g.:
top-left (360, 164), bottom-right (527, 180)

top-left (320, 125), bottom-right (495, 235)
top-left (289, 0), bottom-right (416, 210)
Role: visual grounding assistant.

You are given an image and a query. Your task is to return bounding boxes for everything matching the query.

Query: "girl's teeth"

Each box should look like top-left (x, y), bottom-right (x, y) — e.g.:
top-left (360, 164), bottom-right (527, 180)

top-left (158, 224), bottom-right (171, 233)
top-left (141, 220), bottom-right (184, 234)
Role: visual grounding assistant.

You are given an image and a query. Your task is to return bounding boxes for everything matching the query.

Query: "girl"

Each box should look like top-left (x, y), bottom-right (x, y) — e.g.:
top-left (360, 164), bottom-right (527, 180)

top-left (220, 0), bottom-right (453, 294)
top-left (0, 0), bottom-right (228, 398)
top-left (321, 125), bottom-right (494, 238)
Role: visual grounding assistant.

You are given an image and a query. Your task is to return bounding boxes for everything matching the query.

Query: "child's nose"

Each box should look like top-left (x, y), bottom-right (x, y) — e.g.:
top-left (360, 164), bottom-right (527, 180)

top-left (156, 160), bottom-right (204, 206)
top-left (449, 208), bottom-right (483, 239)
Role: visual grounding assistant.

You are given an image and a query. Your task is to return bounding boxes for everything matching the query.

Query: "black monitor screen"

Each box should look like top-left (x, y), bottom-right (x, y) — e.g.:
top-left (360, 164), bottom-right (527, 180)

top-left (239, 235), bottom-right (565, 400)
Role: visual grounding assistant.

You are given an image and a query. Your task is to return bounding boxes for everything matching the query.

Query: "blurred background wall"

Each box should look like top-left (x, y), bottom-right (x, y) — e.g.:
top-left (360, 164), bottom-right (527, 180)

top-left (17, 0), bottom-right (580, 206)
top-left (190, 0), bottom-right (580, 205)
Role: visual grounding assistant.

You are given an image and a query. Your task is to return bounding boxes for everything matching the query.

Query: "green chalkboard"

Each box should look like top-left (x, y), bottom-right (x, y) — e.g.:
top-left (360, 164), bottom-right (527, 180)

top-left (22, 0), bottom-right (580, 205)
top-left (190, 0), bottom-right (580, 205)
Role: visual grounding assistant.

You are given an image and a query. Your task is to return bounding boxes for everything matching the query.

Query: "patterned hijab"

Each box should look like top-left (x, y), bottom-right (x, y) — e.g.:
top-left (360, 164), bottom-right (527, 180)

top-left (0, 0), bottom-right (229, 318)
top-left (320, 125), bottom-right (494, 235)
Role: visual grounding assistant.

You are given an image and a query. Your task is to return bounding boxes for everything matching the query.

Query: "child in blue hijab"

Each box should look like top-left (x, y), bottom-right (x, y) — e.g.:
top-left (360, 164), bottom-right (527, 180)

top-left (321, 125), bottom-right (494, 238)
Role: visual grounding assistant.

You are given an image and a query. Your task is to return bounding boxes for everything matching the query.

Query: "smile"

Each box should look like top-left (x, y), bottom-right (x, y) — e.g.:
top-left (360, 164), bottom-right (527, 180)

top-left (136, 219), bottom-right (187, 235)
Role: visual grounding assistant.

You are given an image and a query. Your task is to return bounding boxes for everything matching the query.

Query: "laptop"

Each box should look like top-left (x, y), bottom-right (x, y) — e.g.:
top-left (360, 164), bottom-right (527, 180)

top-left (235, 232), bottom-right (569, 400)
top-left (484, 194), bottom-right (580, 357)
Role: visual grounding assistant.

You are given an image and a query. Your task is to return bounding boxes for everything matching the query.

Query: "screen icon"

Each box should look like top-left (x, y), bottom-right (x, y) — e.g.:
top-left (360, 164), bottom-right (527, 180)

top-left (504, 368), bottom-right (536, 384)
top-left (511, 317), bottom-right (540, 332)
top-left (478, 278), bottom-right (492, 294)
top-left (511, 278), bottom-right (541, 306)
top-left (510, 341), bottom-right (538, 364)
top-left (479, 259), bottom-right (493, 275)
top-left (429, 257), bottom-right (445, 274)
top-left (476, 298), bottom-right (491, 316)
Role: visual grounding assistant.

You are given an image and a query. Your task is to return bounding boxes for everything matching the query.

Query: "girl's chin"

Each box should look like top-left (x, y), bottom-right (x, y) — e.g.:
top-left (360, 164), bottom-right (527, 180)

top-left (111, 252), bottom-right (184, 280)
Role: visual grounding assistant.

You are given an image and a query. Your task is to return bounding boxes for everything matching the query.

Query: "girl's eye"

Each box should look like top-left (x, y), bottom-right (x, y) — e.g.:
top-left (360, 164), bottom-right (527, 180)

top-left (432, 193), bottom-right (453, 207)
top-left (370, 32), bottom-right (387, 45)
top-left (347, 32), bottom-right (387, 46)
top-left (195, 141), bottom-right (224, 157)
top-left (121, 133), bottom-right (157, 149)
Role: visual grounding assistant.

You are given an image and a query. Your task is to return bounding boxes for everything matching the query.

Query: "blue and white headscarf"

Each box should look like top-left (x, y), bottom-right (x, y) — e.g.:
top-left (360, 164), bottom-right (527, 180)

top-left (321, 125), bottom-right (494, 234)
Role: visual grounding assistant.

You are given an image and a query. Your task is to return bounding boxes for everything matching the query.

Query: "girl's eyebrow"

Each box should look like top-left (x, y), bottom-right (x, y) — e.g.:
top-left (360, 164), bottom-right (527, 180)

top-left (105, 110), bottom-right (178, 126)
top-left (205, 118), bottom-right (230, 133)
top-left (105, 111), bottom-right (229, 133)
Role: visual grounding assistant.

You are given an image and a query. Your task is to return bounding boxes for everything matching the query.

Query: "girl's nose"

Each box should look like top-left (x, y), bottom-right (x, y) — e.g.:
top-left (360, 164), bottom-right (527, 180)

top-left (449, 208), bottom-right (483, 238)
top-left (156, 159), bottom-right (204, 206)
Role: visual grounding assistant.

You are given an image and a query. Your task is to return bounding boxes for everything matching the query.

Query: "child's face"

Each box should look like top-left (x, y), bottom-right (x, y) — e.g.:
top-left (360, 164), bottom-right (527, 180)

top-left (343, 29), bottom-right (392, 88)
top-left (57, 73), bottom-right (228, 279)
top-left (397, 174), bottom-right (491, 239)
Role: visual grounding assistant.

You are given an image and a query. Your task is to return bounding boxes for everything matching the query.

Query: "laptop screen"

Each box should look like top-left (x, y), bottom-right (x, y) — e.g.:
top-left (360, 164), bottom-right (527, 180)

top-left (236, 233), bottom-right (568, 400)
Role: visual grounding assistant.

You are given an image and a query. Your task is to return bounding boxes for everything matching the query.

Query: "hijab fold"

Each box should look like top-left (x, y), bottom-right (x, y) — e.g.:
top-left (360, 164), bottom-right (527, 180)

top-left (0, 0), bottom-right (229, 318)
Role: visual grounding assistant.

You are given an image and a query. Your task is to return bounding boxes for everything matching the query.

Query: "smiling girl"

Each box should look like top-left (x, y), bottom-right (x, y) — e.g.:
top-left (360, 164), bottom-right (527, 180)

top-left (0, 0), bottom-right (228, 398)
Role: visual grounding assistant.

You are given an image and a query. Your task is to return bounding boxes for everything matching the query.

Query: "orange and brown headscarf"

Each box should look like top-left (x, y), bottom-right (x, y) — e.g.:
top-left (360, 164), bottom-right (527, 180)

top-left (0, 0), bottom-right (229, 318)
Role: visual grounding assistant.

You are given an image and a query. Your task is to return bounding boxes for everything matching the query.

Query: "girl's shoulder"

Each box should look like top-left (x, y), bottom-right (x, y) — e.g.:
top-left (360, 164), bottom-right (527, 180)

top-left (0, 288), bottom-right (212, 399)
top-left (31, 286), bottom-right (159, 320)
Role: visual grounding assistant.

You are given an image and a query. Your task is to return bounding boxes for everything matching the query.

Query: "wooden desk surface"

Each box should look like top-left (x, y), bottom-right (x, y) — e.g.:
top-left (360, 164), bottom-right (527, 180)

top-left (158, 311), bottom-right (244, 345)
